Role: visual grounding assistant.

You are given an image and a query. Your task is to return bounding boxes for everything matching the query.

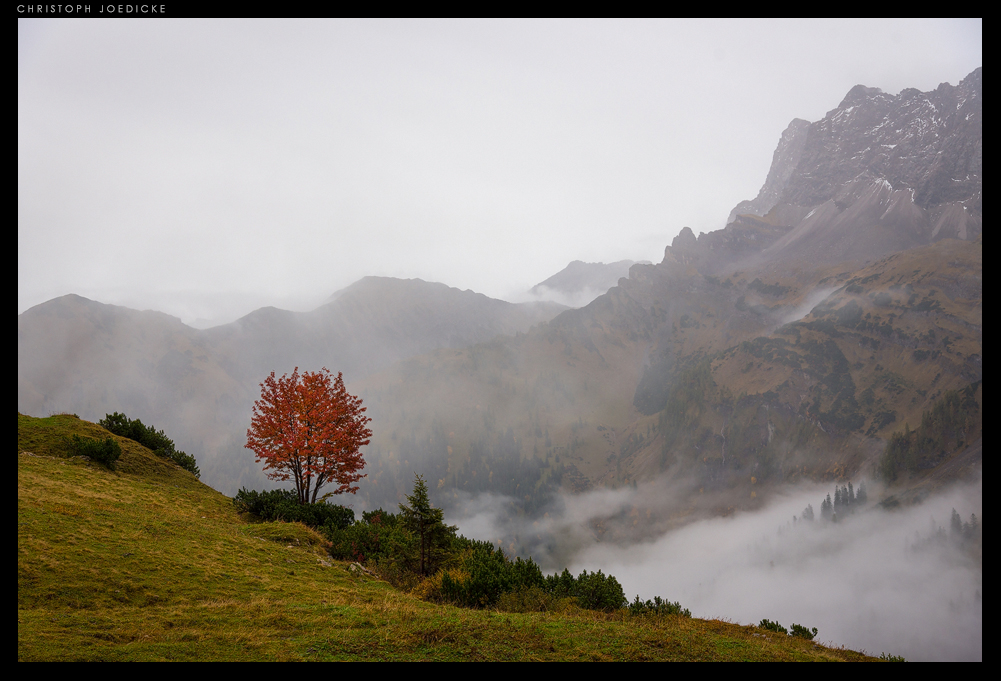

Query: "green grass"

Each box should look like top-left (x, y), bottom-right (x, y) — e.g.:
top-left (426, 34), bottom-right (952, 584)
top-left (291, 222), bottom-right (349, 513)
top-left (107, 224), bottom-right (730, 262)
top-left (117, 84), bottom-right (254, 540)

top-left (18, 413), bottom-right (877, 661)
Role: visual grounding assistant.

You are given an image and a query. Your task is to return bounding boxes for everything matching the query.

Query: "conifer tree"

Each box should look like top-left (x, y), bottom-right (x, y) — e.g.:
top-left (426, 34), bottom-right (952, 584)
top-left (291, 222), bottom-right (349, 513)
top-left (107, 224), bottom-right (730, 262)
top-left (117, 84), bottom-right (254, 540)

top-left (965, 514), bottom-right (978, 542)
top-left (950, 508), bottom-right (963, 538)
top-left (399, 473), bottom-right (457, 575)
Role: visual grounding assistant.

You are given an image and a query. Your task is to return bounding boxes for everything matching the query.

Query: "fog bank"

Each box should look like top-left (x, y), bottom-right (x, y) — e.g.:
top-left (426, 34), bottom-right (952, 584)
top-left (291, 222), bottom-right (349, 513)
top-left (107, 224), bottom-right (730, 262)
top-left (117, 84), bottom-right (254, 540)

top-left (452, 478), bottom-right (982, 661)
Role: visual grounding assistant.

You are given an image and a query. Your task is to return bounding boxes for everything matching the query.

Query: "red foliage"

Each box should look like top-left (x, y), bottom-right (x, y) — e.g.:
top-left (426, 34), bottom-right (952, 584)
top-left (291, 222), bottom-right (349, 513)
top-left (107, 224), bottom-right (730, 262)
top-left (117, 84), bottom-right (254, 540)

top-left (246, 367), bottom-right (372, 505)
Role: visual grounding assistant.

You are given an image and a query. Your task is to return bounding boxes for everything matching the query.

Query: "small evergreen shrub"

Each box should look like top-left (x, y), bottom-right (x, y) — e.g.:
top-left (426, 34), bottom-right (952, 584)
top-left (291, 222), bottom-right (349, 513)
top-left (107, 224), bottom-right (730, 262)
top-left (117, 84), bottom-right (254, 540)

top-left (327, 511), bottom-right (409, 565)
top-left (71, 435), bottom-right (121, 470)
top-left (572, 569), bottom-right (627, 612)
top-left (544, 568), bottom-right (627, 612)
top-left (790, 623), bottom-right (819, 640)
top-left (628, 594), bottom-right (691, 618)
top-left (440, 542), bottom-right (546, 608)
top-left (758, 619), bottom-right (788, 634)
top-left (233, 488), bottom-right (355, 530)
top-left (411, 568), bottom-right (470, 603)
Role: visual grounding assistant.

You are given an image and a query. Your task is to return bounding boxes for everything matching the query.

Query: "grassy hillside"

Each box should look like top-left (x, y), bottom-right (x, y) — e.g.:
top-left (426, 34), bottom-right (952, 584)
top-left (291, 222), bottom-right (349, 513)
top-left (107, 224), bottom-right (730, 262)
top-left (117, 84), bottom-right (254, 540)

top-left (18, 413), bottom-right (877, 661)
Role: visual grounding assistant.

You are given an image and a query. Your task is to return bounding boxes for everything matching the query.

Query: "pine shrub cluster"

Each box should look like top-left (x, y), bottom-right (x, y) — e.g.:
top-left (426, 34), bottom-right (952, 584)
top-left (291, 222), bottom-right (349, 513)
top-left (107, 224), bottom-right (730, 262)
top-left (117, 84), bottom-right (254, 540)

top-left (233, 487), bottom-right (355, 532)
top-left (440, 542), bottom-right (550, 608)
top-left (759, 619), bottom-right (819, 640)
top-left (758, 619), bottom-right (787, 634)
top-left (543, 567), bottom-right (627, 612)
top-left (628, 594), bottom-right (691, 617)
top-left (98, 412), bottom-right (200, 477)
top-left (241, 474), bottom-right (688, 618)
top-left (70, 434), bottom-right (122, 470)
top-left (790, 623), bottom-right (819, 640)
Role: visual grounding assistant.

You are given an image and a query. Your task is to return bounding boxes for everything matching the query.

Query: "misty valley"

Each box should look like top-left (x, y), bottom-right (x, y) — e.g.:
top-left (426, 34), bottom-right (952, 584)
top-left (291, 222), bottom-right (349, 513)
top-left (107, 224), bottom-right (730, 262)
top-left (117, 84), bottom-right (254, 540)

top-left (19, 67), bottom-right (981, 661)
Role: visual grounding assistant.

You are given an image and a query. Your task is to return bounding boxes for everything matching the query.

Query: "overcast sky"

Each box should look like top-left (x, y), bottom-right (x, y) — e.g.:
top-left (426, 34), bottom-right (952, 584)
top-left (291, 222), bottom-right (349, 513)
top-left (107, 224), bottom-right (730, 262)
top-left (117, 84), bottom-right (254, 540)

top-left (18, 19), bottom-right (982, 326)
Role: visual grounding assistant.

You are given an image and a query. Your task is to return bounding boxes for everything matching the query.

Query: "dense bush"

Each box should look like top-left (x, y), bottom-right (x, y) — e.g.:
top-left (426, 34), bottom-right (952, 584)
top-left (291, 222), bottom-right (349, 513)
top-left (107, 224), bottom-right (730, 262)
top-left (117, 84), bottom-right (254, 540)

top-left (790, 623), bottom-right (819, 640)
top-left (758, 619), bottom-right (818, 640)
top-left (439, 540), bottom-right (546, 608)
top-left (326, 499), bottom-right (634, 613)
top-left (628, 594), bottom-right (691, 618)
top-left (423, 544), bottom-right (633, 613)
top-left (327, 509), bottom-right (410, 565)
top-left (324, 475), bottom-right (683, 617)
top-left (99, 412), bottom-right (200, 477)
top-left (543, 567), bottom-right (627, 612)
top-left (70, 435), bottom-right (121, 470)
top-left (233, 488), bottom-right (355, 532)
top-left (569, 569), bottom-right (627, 612)
top-left (758, 619), bottom-right (787, 634)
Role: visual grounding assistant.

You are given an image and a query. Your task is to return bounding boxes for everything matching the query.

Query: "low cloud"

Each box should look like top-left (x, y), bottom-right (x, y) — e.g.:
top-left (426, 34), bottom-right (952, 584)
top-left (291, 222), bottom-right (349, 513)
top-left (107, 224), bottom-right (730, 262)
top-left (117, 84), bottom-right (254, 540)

top-left (777, 286), bottom-right (839, 327)
top-left (450, 477), bottom-right (982, 661)
top-left (522, 284), bottom-right (610, 310)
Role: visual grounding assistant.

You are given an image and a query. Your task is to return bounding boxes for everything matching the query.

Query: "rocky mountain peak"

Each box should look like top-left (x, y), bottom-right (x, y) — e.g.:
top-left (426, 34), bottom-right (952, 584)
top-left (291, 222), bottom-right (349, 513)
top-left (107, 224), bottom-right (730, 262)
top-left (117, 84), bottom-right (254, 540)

top-left (726, 118), bottom-right (811, 225)
top-left (838, 83), bottom-right (886, 108)
top-left (529, 259), bottom-right (641, 306)
top-left (671, 226), bottom-right (698, 250)
top-left (715, 67), bottom-right (982, 269)
top-left (787, 68), bottom-right (981, 211)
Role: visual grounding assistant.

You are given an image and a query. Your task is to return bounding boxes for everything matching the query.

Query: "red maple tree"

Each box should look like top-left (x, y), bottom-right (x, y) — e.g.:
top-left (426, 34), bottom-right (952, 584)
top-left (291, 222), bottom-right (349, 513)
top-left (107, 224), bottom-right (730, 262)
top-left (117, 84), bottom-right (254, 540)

top-left (245, 367), bottom-right (372, 505)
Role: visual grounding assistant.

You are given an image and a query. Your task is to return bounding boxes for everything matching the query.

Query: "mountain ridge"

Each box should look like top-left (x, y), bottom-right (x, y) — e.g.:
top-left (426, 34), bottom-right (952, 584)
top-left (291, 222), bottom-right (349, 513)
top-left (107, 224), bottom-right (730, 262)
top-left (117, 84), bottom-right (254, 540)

top-left (348, 68), bottom-right (982, 515)
top-left (18, 277), bottom-right (570, 493)
top-left (17, 69), bottom-right (983, 520)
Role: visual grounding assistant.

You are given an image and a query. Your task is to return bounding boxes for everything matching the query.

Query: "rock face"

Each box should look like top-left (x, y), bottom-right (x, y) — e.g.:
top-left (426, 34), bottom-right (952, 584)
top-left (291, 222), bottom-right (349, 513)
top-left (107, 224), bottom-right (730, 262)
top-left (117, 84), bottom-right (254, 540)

top-left (726, 118), bottom-right (811, 225)
top-left (785, 68), bottom-right (982, 212)
top-left (704, 68), bottom-right (983, 271)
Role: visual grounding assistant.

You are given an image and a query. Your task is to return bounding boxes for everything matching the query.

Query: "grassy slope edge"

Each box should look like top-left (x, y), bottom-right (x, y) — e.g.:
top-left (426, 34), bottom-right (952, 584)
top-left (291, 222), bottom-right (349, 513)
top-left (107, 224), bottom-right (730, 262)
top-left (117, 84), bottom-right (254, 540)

top-left (18, 413), bottom-right (876, 661)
